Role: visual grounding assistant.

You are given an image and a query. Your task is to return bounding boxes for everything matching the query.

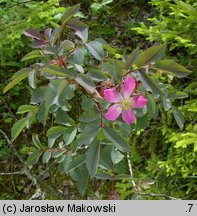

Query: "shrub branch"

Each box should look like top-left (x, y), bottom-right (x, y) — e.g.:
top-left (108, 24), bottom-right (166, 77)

top-left (0, 129), bottom-right (45, 199)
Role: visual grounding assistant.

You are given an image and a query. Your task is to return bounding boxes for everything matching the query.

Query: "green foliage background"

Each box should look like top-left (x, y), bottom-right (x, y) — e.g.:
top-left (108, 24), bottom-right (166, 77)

top-left (0, 0), bottom-right (196, 199)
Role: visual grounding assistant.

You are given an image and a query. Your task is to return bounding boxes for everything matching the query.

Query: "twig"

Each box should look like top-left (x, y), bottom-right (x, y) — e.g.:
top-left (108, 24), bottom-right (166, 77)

top-left (1, 98), bottom-right (17, 120)
top-left (138, 192), bottom-right (180, 200)
top-left (0, 171), bottom-right (22, 176)
top-left (0, 129), bottom-right (45, 200)
top-left (127, 152), bottom-right (139, 192)
top-left (29, 188), bottom-right (45, 200)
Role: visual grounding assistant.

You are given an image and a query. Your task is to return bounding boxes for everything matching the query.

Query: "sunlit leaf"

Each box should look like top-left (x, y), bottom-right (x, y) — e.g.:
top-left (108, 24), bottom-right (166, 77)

top-left (11, 118), bottom-right (26, 141)
top-left (21, 50), bottom-right (44, 61)
top-left (20, 146), bottom-right (36, 154)
top-left (17, 105), bottom-right (34, 114)
top-left (3, 68), bottom-right (33, 93)
top-left (46, 126), bottom-right (66, 139)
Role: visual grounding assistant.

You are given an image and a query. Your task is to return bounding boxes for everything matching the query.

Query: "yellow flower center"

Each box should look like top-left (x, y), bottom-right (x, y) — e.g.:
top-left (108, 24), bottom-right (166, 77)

top-left (121, 98), bottom-right (133, 111)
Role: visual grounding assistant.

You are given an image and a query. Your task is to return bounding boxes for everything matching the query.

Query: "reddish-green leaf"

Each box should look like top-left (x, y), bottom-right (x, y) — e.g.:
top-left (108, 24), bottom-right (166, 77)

top-left (134, 44), bottom-right (166, 68)
top-left (67, 17), bottom-right (87, 32)
top-left (155, 59), bottom-right (192, 78)
top-left (61, 4), bottom-right (80, 26)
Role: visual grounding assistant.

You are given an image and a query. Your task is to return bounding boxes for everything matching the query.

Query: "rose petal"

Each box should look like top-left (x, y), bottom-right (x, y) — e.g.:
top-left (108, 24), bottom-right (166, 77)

top-left (122, 110), bottom-right (136, 125)
top-left (104, 104), bottom-right (122, 121)
top-left (122, 76), bottom-right (136, 98)
top-left (103, 88), bottom-right (122, 103)
top-left (132, 96), bottom-right (147, 108)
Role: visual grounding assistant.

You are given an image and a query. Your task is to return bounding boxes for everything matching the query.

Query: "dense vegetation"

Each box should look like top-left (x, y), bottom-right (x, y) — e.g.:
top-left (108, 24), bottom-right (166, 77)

top-left (0, 0), bottom-right (196, 200)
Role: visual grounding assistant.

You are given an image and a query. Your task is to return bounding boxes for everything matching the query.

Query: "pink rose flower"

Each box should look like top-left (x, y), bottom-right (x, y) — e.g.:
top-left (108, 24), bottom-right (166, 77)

top-left (103, 76), bottom-right (147, 125)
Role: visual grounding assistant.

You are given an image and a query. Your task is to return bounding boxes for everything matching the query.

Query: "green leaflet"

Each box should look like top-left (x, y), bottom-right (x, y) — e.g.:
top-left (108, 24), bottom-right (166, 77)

top-left (11, 118), bottom-right (26, 141)
top-left (172, 106), bottom-right (185, 130)
top-left (61, 4), bottom-right (80, 26)
top-left (3, 68), bottom-right (33, 93)
top-left (86, 41), bottom-right (104, 61)
top-left (75, 74), bottom-right (95, 93)
top-left (155, 59), bottom-right (192, 78)
top-left (139, 68), bottom-right (167, 97)
top-left (86, 138), bottom-right (100, 179)
top-left (21, 50), bottom-right (44, 61)
top-left (125, 47), bottom-right (140, 70)
top-left (103, 127), bottom-right (130, 152)
top-left (134, 44), bottom-right (166, 68)
top-left (26, 149), bottom-right (43, 166)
